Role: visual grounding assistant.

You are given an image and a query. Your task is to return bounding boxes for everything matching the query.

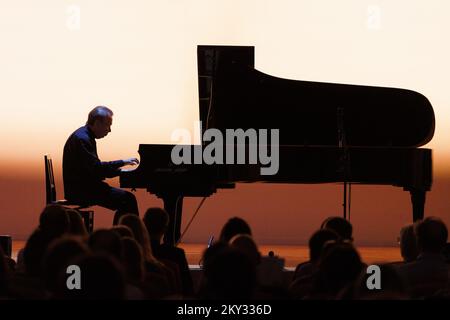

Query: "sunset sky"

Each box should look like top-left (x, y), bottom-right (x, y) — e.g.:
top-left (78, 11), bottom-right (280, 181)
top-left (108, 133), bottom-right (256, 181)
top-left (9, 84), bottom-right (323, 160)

top-left (0, 0), bottom-right (449, 246)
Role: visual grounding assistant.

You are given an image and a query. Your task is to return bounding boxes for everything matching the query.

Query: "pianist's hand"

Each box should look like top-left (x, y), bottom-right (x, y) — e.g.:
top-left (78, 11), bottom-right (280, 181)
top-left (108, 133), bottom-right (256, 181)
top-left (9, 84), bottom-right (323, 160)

top-left (123, 157), bottom-right (139, 166)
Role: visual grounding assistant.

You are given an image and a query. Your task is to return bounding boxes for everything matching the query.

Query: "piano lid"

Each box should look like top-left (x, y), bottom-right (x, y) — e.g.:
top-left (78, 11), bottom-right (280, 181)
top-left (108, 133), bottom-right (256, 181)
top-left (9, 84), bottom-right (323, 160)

top-left (197, 45), bottom-right (435, 148)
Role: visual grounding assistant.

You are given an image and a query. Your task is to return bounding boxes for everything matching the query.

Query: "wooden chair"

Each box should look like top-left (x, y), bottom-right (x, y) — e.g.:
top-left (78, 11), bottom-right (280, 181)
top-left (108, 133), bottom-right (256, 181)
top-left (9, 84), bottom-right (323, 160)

top-left (44, 155), bottom-right (94, 232)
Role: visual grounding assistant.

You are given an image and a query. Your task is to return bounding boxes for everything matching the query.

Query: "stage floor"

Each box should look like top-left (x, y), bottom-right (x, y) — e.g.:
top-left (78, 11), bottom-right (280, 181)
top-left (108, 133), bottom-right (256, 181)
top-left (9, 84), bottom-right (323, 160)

top-left (12, 241), bottom-right (402, 268)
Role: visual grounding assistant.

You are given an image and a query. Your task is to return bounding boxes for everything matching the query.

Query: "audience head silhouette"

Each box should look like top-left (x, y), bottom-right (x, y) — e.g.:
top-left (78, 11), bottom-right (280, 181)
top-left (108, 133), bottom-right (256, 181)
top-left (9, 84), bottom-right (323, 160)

top-left (399, 223), bottom-right (419, 262)
top-left (308, 229), bottom-right (339, 263)
top-left (321, 216), bottom-right (353, 241)
top-left (348, 264), bottom-right (408, 300)
top-left (88, 229), bottom-right (123, 262)
top-left (42, 236), bottom-right (90, 294)
top-left (219, 217), bottom-right (252, 243)
top-left (121, 237), bottom-right (145, 284)
top-left (143, 207), bottom-right (169, 240)
top-left (202, 245), bottom-right (256, 299)
top-left (0, 246), bottom-right (10, 297)
top-left (118, 214), bottom-right (156, 263)
top-left (110, 225), bottom-right (134, 239)
top-left (314, 242), bottom-right (364, 298)
top-left (65, 209), bottom-right (88, 237)
top-left (415, 217), bottom-right (448, 254)
top-left (39, 204), bottom-right (69, 238)
top-left (229, 234), bottom-right (261, 266)
top-left (23, 229), bottom-right (52, 277)
top-left (59, 254), bottom-right (125, 300)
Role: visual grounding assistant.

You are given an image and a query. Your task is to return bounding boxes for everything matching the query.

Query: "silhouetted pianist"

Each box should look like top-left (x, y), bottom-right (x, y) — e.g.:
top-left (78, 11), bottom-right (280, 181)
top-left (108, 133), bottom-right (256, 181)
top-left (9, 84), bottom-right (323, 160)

top-left (120, 46), bottom-right (435, 245)
top-left (64, 106), bottom-right (140, 224)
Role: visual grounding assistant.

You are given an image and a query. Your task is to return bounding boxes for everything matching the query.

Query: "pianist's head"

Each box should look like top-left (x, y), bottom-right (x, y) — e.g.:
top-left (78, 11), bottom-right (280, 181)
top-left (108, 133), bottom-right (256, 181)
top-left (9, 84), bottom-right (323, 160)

top-left (86, 106), bottom-right (114, 139)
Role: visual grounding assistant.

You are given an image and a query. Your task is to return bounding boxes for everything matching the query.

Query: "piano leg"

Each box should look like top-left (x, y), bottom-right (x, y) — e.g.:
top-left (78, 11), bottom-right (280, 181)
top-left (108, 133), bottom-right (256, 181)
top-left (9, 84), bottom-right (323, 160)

top-left (409, 189), bottom-right (426, 222)
top-left (162, 193), bottom-right (184, 246)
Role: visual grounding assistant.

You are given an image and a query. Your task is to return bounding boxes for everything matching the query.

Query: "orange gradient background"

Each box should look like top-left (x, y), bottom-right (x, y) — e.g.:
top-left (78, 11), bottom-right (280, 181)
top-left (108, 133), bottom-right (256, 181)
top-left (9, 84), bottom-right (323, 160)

top-left (1, 0), bottom-right (449, 246)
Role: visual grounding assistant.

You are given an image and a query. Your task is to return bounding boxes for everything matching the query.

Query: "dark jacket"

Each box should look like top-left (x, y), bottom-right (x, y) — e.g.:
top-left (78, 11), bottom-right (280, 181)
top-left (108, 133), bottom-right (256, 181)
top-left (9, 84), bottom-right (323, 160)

top-left (63, 125), bottom-right (123, 201)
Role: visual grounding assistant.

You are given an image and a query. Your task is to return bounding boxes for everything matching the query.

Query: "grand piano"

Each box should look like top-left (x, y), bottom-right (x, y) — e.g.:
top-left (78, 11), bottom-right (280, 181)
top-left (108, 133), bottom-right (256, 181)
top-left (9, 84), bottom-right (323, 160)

top-left (120, 45), bottom-right (435, 245)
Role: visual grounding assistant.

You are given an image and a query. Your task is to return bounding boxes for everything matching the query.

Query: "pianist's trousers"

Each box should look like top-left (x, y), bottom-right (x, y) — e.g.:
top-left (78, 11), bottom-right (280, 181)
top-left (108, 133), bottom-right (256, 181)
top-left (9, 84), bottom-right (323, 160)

top-left (92, 187), bottom-right (139, 225)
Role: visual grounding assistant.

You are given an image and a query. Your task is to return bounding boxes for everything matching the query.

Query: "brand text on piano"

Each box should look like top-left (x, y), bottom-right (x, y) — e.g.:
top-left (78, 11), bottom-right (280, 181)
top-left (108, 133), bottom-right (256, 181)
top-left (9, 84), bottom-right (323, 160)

top-left (171, 121), bottom-right (279, 175)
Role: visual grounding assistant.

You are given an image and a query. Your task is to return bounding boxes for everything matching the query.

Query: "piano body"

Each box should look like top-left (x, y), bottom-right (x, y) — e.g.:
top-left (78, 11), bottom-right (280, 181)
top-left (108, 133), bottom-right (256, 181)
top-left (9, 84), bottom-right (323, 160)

top-left (120, 46), bottom-right (435, 245)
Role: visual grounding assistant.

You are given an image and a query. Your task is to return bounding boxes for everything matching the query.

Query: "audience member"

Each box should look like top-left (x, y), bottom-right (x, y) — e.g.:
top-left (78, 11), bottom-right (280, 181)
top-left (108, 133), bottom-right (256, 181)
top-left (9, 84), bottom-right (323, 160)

top-left (321, 216), bottom-right (353, 242)
top-left (219, 217), bottom-right (252, 244)
top-left (143, 207), bottom-right (193, 296)
top-left (42, 236), bottom-right (90, 296)
top-left (57, 254), bottom-right (125, 299)
top-left (289, 229), bottom-right (339, 299)
top-left (88, 229), bottom-right (123, 262)
top-left (66, 209), bottom-right (89, 238)
top-left (293, 229), bottom-right (339, 280)
top-left (200, 244), bottom-right (256, 299)
top-left (399, 223), bottom-right (419, 263)
top-left (230, 234), bottom-right (287, 298)
top-left (397, 217), bottom-right (449, 298)
top-left (310, 242), bottom-right (364, 299)
top-left (119, 214), bottom-right (176, 297)
top-left (0, 246), bottom-right (11, 299)
top-left (120, 237), bottom-right (146, 299)
top-left (111, 225), bottom-right (134, 239)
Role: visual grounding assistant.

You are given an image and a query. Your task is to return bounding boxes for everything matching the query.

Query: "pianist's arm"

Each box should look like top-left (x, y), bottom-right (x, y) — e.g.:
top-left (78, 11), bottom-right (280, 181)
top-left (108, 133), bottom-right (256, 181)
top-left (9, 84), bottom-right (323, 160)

top-left (77, 138), bottom-right (124, 179)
